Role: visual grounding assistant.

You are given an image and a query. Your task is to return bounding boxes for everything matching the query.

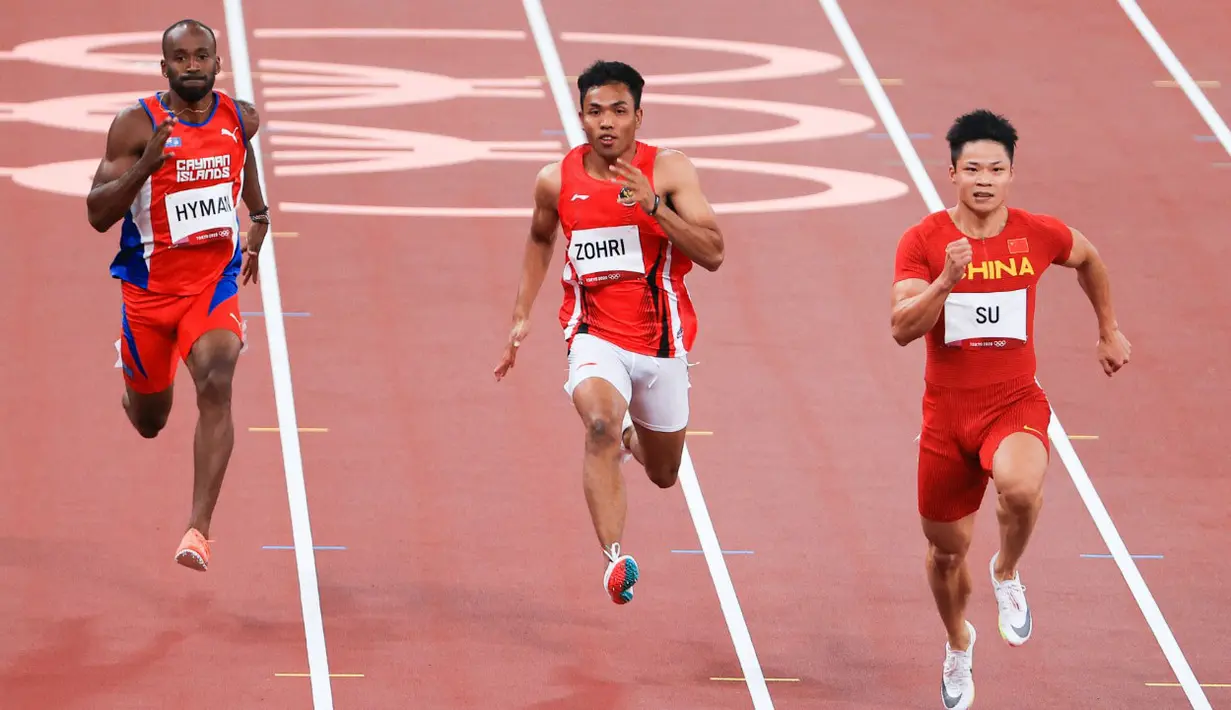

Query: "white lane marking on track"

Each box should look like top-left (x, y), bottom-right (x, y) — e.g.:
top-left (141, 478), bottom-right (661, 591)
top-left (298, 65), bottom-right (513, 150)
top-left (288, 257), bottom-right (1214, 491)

top-left (814, 1), bottom-right (1212, 708)
top-left (1117, 0), bottom-right (1231, 159)
top-left (521, 1), bottom-right (776, 709)
top-left (221, 1), bottom-right (336, 708)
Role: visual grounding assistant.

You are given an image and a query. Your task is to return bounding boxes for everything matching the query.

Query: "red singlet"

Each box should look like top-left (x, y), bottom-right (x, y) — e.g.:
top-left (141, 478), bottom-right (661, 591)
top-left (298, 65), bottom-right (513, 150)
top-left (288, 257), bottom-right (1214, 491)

top-left (894, 208), bottom-right (1075, 387)
top-left (556, 141), bottom-right (698, 358)
top-left (109, 90), bottom-right (249, 295)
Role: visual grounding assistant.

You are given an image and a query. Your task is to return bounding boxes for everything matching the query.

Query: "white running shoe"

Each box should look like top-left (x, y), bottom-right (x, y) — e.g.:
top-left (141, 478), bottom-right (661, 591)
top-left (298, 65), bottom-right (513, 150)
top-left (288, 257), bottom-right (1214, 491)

top-left (940, 620), bottom-right (976, 710)
top-left (989, 551), bottom-right (1032, 647)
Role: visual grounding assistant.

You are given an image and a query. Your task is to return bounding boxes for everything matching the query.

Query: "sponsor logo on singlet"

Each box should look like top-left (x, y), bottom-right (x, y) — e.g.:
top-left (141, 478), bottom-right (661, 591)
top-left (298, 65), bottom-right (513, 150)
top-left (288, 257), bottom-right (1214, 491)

top-left (164, 182), bottom-right (236, 245)
top-left (569, 225), bottom-right (644, 284)
top-left (943, 289), bottom-right (1027, 348)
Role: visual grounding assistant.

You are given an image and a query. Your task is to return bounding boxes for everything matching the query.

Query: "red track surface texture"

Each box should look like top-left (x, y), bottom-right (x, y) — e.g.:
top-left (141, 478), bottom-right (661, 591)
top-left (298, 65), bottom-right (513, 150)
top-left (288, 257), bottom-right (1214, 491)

top-left (2, 0), bottom-right (1228, 708)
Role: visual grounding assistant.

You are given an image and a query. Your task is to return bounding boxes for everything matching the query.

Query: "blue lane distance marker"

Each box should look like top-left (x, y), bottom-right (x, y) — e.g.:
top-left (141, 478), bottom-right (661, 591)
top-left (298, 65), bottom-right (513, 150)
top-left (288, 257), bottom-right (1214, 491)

top-left (542, 128), bottom-right (567, 135)
top-left (263, 545), bottom-right (348, 551)
top-left (671, 549), bottom-right (754, 555)
top-left (242, 311), bottom-right (311, 317)
top-left (1194, 135), bottom-right (1218, 142)
top-left (1080, 553), bottom-right (1163, 559)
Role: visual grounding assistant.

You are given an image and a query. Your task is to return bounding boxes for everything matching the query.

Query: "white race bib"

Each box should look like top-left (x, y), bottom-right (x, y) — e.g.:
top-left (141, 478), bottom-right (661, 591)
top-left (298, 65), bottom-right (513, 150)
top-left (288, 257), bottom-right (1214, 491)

top-left (164, 183), bottom-right (236, 246)
top-left (568, 225), bottom-right (644, 284)
top-left (943, 289), bottom-right (1028, 346)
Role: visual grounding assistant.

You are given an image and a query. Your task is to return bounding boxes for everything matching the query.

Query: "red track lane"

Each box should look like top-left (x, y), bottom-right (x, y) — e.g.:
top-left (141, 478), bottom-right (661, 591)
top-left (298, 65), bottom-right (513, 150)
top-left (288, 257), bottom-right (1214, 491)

top-left (832, 0), bottom-right (1231, 705)
top-left (237, 6), bottom-right (757, 709)
top-left (7, 2), bottom-right (1228, 709)
top-left (0, 5), bottom-right (314, 710)
top-left (540, 0), bottom-right (1229, 707)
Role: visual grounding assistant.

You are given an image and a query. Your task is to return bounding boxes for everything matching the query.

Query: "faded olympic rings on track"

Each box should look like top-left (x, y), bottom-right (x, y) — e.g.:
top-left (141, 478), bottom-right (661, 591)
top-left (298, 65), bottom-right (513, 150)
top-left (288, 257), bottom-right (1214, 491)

top-left (0, 27), bottom-right (910, 215)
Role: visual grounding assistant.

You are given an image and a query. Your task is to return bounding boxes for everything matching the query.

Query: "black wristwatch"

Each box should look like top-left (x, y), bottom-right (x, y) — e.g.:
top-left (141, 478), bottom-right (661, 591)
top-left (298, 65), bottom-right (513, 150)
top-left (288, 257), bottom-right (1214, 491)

top-left (647, 194), bottom-right (660, 216)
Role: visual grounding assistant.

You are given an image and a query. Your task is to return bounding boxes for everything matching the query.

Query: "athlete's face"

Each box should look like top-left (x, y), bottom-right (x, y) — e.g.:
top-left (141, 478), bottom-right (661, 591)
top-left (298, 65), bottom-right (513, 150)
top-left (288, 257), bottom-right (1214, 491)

top-left (949, 140), bottom-right (1013, 214)
top-left (945, 139), bottom-right (1014, 214)
top-left (580, 83), bottom-right (642, 160)
top-left (162, 26), bottom-right (220, 104)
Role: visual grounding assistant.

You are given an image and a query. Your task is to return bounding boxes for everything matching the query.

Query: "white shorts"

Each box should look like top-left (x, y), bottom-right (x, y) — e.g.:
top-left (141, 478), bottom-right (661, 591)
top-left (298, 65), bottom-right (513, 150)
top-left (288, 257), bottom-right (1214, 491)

top-left (563, 333), bottom-right (691, 432)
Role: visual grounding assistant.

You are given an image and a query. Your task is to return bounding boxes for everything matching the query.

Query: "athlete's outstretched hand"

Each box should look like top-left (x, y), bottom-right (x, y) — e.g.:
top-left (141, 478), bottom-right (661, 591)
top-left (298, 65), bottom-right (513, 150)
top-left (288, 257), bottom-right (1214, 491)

top-left (494, 318), bottom-right (531, 381)
top-left (608, 158), bottom-right (657, 213)
top-left (242, 221), bottom-right (267, 285)
top-left (1096, 329), bottom-right (1131, 377)
top-left (138, 116), bottom-right (177, 173)
top-left (940, 237), bottom-right (973, 288)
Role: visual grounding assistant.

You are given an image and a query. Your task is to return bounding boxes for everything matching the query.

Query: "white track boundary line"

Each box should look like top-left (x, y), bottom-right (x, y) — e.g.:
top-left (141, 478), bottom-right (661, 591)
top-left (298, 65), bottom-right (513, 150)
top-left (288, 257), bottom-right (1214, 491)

top-left (519, 2), bottom-right (774, 708)
top-left (220, 3), bottom-right (335, 708)
top-left (813, 2), bottom-right (1212, 708)
top-left (1116, 0), bottom-right (1231, 158)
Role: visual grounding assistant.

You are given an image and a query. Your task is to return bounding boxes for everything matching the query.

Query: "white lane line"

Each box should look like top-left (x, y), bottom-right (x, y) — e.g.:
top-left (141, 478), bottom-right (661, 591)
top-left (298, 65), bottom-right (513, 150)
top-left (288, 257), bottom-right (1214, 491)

top-left (812, 2), bottom-right (1211, 708)
top-left (220, 3), bottom-right (335, 708)
top-left (519, 2), bottom-right (775, 708)
top-left (1117, 0), bottom-right (1231, 158)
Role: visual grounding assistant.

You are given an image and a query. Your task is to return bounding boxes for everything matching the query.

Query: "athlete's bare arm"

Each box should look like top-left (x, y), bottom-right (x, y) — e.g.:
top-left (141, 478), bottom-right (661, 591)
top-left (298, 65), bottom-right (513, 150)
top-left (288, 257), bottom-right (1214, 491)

top-left (86, 107), bottom-right (174, 233)
top-left (1058, 226), bottom-right (1131, 375)
top-left (494, 161), bottom-right (561, 381)
top-left (234, 99), bottom-right (269, 285)
top-left (234, 99), bottom-right (266, 215)
top-left (611, 149), bottom-right (724, 271)
top-left (891, 237), bottom-right (972, 346)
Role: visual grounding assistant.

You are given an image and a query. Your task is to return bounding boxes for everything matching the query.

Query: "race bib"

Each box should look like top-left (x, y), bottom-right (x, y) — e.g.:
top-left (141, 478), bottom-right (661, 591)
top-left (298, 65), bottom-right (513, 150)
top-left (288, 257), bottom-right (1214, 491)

top-left (943, 289), bottom-right (1028, 347)
top-left (164, 183), bottom-right (236, 246)
top-left (569, 225), bottom-right (644, 285)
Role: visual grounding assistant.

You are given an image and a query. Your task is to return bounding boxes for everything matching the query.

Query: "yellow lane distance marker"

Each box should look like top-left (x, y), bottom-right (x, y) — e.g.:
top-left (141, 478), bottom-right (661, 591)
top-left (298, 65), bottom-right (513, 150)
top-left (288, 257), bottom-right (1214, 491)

top-left (275, 673), bottom-right (364, 678)
top-left (1068, 435), bottom-right (1099, 441)
top-left (1153, 80), bottom-right (1220, 88)
top-left (687, 431), bottom-right (714, 436)
top-left (839, 77), bottom-right (902, 86)
top-left (249, 427), bottom-right (329, 433)
top-left (1145, 682), bottom-right (1231, 688)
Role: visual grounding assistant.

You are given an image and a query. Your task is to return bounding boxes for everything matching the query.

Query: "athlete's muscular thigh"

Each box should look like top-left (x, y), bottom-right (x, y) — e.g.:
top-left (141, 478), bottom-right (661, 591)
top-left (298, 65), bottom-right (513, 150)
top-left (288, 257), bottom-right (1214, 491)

top-left (981, 390), bottom-right (1050, 510)
top-left (627, 353), bottom-right (689, 487)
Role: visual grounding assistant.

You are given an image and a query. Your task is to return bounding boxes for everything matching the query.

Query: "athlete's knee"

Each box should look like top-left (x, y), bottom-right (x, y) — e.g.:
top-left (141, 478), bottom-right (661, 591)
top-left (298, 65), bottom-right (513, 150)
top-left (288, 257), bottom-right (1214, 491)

top-left (581, 413), bottom-right (621, 452)
top-left (124, 390), bottom-right (170, 438)
top-left (645, 458), bottom-right (680, 488)
top-left (923, 517), bottom-right (973, 573)
top-left (927, 541), bottom-right (969, 574)
top-left (133, 413), bottom-right (168, 439)
top-left (997, 475), bottom-right (1044, 516)
top-left (193, 361), bottom-right (236, 408)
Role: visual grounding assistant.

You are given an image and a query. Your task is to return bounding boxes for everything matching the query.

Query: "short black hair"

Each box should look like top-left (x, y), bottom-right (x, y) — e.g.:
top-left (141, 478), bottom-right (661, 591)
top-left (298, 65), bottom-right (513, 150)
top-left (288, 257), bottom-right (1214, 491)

top-left (162, 19), bottom-right (217, 56)
top-left (577, 60), bottom-right (645, 110)
top-left (946, 109), bottom-right (1018, 166)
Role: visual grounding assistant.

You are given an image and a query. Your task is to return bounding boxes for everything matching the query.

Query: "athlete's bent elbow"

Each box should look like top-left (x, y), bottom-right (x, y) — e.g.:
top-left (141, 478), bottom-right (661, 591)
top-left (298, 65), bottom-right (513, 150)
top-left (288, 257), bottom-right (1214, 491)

top-left (891, 322), bottom-right (918, 347)
top-left (702, 251), bottom-right (724, 272)
top-left (86, 201), bottom-right (112, 233)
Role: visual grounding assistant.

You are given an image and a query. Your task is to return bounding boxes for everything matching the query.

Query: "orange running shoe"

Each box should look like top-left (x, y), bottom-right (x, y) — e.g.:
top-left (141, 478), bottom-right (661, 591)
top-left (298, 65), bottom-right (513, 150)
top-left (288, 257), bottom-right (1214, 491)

top-left (175, 528), bottom-right (212, 571)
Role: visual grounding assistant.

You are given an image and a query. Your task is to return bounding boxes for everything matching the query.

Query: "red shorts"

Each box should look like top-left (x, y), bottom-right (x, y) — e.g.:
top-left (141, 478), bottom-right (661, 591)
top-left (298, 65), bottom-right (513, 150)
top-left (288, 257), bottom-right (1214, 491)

top-left (916, 375), bottom-right (1051, 522)
top-left (117, 277), bottom-right (244, 394)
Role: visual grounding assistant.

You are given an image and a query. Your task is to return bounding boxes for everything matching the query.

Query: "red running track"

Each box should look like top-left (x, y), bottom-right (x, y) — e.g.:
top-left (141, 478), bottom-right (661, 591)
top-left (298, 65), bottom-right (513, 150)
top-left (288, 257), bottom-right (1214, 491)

top-left (1, 0), bottom-right (1228, 708)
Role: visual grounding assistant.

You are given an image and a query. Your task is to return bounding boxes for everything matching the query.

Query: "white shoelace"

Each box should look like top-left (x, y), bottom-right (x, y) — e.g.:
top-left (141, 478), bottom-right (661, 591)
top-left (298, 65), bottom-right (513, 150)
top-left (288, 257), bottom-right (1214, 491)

top-left (943, 648), bottom-right (972, 686)
top-left (995, 575), bottom-right (1027, 613)
top-left (604, 542), bottom-right (622, 564)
